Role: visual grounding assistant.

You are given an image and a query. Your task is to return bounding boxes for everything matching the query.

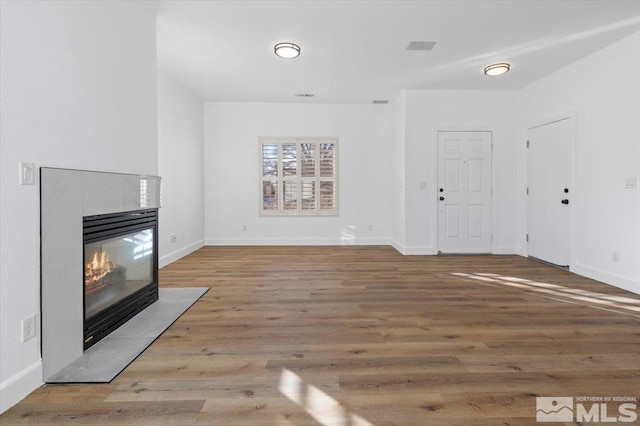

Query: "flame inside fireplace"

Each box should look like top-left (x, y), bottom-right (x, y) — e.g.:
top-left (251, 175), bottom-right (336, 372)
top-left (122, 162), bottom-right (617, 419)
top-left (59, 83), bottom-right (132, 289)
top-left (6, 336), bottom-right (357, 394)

top-left (86, 251), bottom-right (115, 282)
top-left (84, 250), bottom-right (127, 296)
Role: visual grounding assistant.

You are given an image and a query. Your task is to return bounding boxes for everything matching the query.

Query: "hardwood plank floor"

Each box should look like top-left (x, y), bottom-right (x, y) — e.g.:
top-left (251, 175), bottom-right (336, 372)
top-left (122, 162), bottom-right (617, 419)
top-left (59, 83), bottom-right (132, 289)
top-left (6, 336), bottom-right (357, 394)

top-left (2, 246), bottom-right (639, 425)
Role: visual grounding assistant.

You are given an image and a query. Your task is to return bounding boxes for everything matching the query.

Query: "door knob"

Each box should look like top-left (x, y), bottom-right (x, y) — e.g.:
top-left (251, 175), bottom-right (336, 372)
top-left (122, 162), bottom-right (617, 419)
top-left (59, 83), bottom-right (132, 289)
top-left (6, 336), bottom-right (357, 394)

top-left (561, 199), bottom-right (569, 205)
top-left (439, 196), bottom-right (445, 201)
top-left (439, 188), bottom-right (444, 192)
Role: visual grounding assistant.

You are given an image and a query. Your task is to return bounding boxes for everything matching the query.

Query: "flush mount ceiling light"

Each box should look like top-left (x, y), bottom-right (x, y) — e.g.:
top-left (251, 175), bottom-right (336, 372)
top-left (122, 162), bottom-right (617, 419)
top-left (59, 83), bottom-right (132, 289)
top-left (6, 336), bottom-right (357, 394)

top-left (274, 42), bottom-right (300, 59)
top-left (484, 62), bottom-right (511, 76)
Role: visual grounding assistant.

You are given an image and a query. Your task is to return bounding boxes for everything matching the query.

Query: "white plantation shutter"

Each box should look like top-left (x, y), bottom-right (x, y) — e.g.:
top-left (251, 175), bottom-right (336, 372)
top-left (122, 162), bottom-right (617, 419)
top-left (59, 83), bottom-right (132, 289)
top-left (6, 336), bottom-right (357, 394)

top-left (261, 141), bottom-right (279, 211)
top-left (262, 143), bottom-right (278, 177)
top-left (300, 142), bottom-right (316, 177)
top-left (262, 180), bottom-right (278, 211)
top-left (260, 138), bottom-right (338, 216)
top-left (319, 142), bottom-right (335, 177)
top-left (318, 142), bottom-right (336, 211)
top-left (282, 180), bottom-right (297, 211)
top-left (281, 143), bottom-right (297, 177)
top-left (320, 181), bottom-right (335, 211)
top-left (301, 180), bottom-right (316, 210)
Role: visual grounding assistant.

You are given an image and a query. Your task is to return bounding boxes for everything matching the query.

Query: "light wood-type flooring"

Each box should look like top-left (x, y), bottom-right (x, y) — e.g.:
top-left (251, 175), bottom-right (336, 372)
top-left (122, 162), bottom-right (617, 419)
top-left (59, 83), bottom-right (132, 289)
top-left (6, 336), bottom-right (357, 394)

top-left (2, 246), bottom-right (639, 425)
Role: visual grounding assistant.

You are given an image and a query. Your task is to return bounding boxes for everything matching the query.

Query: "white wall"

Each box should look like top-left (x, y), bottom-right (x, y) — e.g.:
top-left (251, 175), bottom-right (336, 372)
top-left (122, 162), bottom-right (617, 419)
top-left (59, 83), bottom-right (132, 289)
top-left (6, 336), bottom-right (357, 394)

top-left (517, 31), bottom-right (640, 294)
top-left (0, 1), bottom-right (158, 413)
top-left (391, 91), bottom-right (407, 251)
top-left (204, 102), bottom-right (392, 245)
top-left (397, 90), bottom-right (519, 254)
top-left (157, 73), bottom-right (205, 267)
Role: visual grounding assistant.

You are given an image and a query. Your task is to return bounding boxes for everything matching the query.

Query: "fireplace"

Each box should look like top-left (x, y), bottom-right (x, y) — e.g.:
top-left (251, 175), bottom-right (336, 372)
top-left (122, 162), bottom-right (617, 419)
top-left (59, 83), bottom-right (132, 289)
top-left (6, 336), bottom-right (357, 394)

top-left (41, 168), bottom-right (162, 381)
top-left (83, 209), bottom-right (158, 349)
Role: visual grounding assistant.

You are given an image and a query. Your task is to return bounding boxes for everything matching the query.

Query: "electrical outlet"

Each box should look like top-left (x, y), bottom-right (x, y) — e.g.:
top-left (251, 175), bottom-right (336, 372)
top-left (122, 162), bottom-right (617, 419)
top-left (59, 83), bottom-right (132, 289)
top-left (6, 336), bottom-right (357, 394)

top-left (368, 224), bottom-right (373, 231)
top-left (624, 177), bottom-right (636, 189)
top-left (170, 234), bottom-right (177, 244)
top-left (22, 315), bottom-right (36, 342)
top-left (243, 225), bottom-right (247, 231)
top-left (612, 251), bottom-right (620, 263)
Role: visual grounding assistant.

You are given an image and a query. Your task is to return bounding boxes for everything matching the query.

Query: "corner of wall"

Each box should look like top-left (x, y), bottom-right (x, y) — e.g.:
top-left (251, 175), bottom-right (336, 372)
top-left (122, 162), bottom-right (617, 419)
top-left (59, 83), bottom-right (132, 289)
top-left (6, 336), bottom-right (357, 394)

top-left (159, 239), bottom-right (205, 269)
top-left (390, 239), bottom-right (406, 255)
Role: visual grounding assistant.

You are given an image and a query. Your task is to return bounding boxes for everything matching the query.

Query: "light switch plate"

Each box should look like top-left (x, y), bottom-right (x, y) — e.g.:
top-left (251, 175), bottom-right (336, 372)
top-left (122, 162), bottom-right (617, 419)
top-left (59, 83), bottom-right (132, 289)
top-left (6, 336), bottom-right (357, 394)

top-left (19, 162), bottom-right (35, 185)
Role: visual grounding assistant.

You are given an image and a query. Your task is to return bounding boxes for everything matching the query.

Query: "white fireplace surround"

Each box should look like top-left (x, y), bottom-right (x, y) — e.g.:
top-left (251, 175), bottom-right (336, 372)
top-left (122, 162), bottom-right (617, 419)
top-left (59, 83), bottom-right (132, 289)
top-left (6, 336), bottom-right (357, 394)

top-left (40, 168), bottom-right (161, 381)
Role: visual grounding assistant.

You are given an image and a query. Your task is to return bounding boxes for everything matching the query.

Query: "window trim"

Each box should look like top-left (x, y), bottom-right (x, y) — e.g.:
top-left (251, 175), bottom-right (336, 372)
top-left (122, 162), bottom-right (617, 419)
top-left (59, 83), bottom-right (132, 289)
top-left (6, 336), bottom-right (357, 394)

top-left (259, 136), bottom-right (339, 217)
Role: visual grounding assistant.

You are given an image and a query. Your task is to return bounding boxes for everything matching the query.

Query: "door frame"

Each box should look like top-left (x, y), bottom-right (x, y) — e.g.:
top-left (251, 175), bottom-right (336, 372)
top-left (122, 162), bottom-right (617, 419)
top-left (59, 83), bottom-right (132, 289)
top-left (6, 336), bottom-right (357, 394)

top-left (435, 126), bottom-right (496, 254)
top-left (525, 110), bottom-right (576, 269)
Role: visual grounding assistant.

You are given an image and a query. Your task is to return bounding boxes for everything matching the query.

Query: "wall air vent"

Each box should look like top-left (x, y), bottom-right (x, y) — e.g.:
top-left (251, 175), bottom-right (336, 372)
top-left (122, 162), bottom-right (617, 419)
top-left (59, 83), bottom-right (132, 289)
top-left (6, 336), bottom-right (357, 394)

top-left (372, 100), bottom-right (389, 104)
top-left (294, 93), bottom-right (315, 97)
top-left (406, 41), bottom-right (437, 51)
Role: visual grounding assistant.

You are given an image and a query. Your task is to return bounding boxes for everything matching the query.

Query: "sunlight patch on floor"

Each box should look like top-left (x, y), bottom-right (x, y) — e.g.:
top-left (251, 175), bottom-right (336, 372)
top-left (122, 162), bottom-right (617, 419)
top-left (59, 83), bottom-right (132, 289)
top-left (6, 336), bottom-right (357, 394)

top-left (452, 272), bottom-right (640, 315)
top-left (278, 368), bottom-right (374, 426)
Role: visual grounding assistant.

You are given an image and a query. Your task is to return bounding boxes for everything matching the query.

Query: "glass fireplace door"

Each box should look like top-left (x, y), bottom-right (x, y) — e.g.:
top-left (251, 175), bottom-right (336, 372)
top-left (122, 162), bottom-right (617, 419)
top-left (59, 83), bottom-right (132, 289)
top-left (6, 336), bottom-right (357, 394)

top-left (84, 228), bottom-right (154, 320)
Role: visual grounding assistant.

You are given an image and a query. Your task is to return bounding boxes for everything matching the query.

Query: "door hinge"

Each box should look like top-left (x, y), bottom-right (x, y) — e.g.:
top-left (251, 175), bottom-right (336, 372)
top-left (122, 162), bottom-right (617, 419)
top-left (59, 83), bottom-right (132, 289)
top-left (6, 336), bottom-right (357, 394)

top-left (526, 187), bottom-right (529, 195)
top-left (526, 140), bottom-right (530, 148)
top-left (526, 234), bottom-right (529, 242)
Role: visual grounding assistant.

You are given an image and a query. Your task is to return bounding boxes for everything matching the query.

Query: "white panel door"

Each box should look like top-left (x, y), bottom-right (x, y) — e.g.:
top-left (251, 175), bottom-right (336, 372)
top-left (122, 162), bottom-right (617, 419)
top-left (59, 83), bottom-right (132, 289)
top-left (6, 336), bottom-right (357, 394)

top-left (528, 118), bottom-right (572, 267)
top-left (437, 131), bottom-right (492, 253)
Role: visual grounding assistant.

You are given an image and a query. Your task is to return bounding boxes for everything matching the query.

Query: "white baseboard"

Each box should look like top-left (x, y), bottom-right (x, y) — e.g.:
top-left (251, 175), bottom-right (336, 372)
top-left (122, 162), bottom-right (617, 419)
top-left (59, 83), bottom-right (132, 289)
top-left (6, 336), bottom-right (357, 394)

top-left (205, 237), bottom-right (391, 246)
top-left (572, 263), bottom-right (640, 296)
top-left (403, 246), bottom-right (438, 255)
top-left (0, 360), bottom-right (43, 414)
top-left (204, 239), bottom-right (517, 258)
top-left (393, 242), bottom-right (520, 256)
top-left (390, 239), bottom-right (406, 255)
top-left (159, 239), bottom-right (205, 268)
top-left (493, 246), bottom-right (520, 255)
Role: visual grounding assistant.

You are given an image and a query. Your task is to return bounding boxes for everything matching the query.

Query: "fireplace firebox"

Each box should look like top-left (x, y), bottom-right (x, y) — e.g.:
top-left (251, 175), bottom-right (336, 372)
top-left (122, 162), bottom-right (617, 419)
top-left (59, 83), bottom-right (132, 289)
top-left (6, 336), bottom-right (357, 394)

top-left (83, 209), bottom-right (158, 349)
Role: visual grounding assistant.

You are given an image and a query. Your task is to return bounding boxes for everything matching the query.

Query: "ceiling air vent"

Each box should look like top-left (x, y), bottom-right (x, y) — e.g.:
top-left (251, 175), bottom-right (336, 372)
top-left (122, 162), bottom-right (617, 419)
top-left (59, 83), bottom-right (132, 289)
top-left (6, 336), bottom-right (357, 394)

top-left (372, 100), bottom-right (389, 104)
top-left (406, 41), bottom-right (437, 51)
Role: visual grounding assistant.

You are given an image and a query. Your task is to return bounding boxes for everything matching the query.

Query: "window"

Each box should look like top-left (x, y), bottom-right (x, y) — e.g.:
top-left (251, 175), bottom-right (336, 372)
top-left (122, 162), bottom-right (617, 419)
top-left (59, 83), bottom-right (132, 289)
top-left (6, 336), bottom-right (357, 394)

top-left (260, 137), bottom-right (338, 216)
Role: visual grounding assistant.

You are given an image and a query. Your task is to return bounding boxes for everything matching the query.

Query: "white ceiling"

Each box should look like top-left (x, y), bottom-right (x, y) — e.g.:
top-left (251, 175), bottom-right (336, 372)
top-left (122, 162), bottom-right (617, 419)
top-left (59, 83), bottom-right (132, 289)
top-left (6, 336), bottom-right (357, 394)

top-left (156, 0), bottom-right (640, 104)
